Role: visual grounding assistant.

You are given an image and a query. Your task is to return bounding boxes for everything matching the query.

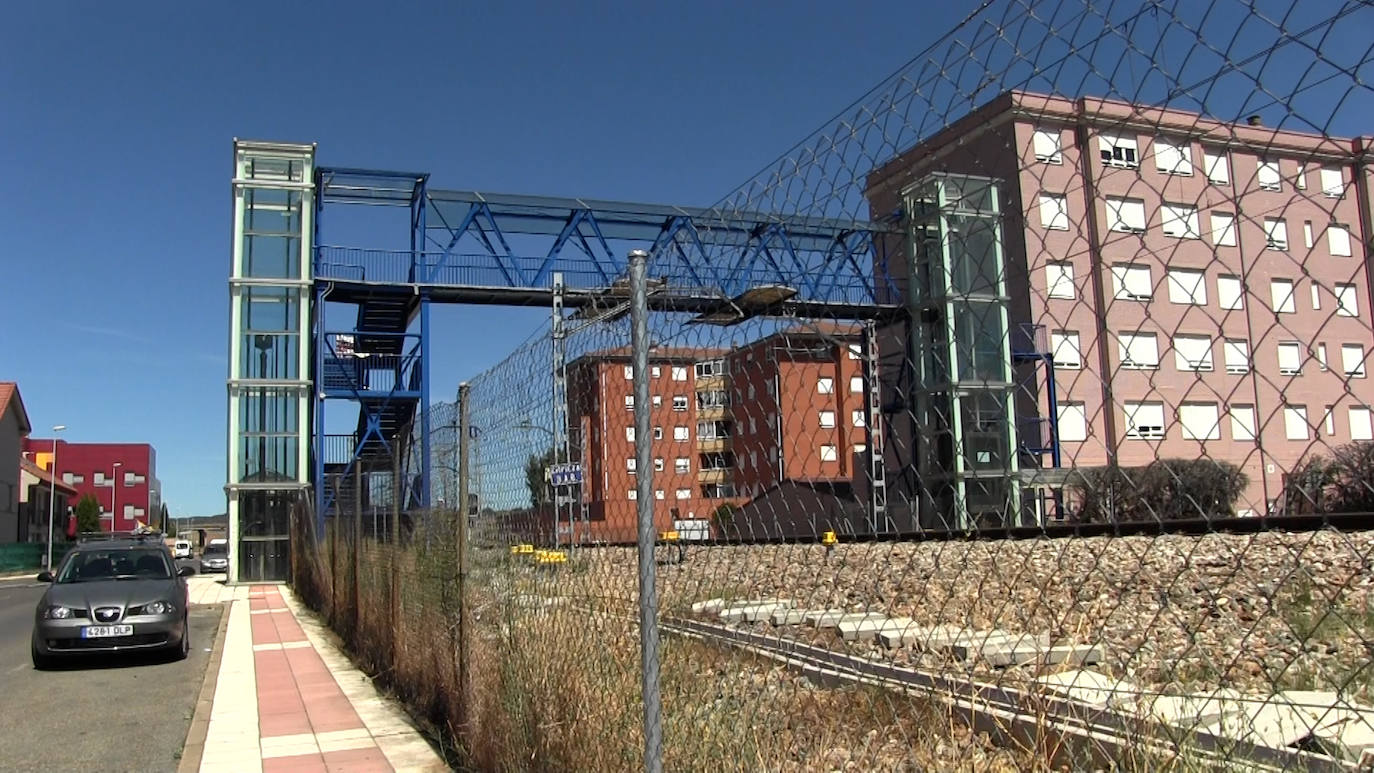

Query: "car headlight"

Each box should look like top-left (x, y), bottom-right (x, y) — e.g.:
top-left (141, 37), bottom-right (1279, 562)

top-left (131, 601), bottom-right (176, 616)
top-left (41, 605), bottom-right (75, 620)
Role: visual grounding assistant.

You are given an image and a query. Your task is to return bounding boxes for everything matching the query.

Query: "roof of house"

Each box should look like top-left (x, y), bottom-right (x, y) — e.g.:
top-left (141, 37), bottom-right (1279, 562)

top-left (19, 457), bottom-right (78, 495)
top-left (0, 383), bottom-right (31, 435)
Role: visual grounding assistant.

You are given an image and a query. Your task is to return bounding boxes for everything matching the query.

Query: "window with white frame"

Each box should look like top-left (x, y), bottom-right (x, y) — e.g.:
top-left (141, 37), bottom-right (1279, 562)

top-left (1223, 339), bottom-right (1250, 373)
top-left (672, 396), bottom-right (688, 412)
top-left (652, 395), bottom-right (662, 407)
top-left (675, 489), bottom-right (691, 500)
top-left (852, 409), bottom-right (866, 427)
top-left (1278, 341), bottom-right (1303, 375)
top-left (1124, 401), bottom-right (1166, 439)
top-left (1105, 196), bottom-right (1148, 232)
top-left (1284, 405), bottom-right (1310, 440)
top-left (1336, 283), bottom-right (1359, 317)
top-left (625, 427), bottom-right (635, 442)
top-left (1099, 133), bottom-right (1139, 167)
top-left (624, 395), bottom-right (634, 410)
top-left (1118, 332), bottom-right (1159, 369)
top-left (817, 377), bottom-right (834, 394)
top-left (1217, 275), bottom-right (1244, 310)
top-left (654, 458), bottom-right (664, 472)
top-left (1112, 264), bottom-right (1153, 300)
top-left (1209, 212), bottom-right (1237, 247)
top-left (1033, 128), bottom-right (1063, 163)
top-left (1058, 402), bottom-right (1088, 442)
top-left (651, 366), bottom-right (660, 378)
top-left (1264, 218), bottom-right (1289, 250)
top-left (1258, 160), bottom-right (1282, 190)
top-left (1180, 403), bottom-right (1221, 440)
top-left (850, 376), bottom-right (864, 393)
top-left (671, 366), bottom-right (688, 381)
top-left (675, 457), bottom-right (689, 473)
top-left (1173, 334), bottom-right (1214, 371)
top-left (1167, 268), bottom-right (1207, 305)
top-left (1051, 330), bottom-right (1082, 369)
top-left (627, 490), bottom-right (637, 501)
top-left (694, 359), bottom-right (726, 378)
top-left (1328, 224), bottom-right (1353, 257)
top-left (1320, 167), bottom-right (1345, 198)
top-left (847, 344), bottom-right (862, 360)
top-left (653, 426), bottom-right (663, 439)
top-left (623, 365), bottom-right (633, 380)
top-left (819, 445), bottom-right (838, 462)
top-left (1351, 407), bottom-right (1374, 441)
top-left (1161, 204), bottom-right (1200, 238)
top-left (1231, 404), bottom-right (1257, 441)
top-left (1342, 344), bottom-right (1366, 378)
top-left (1324, 405), bottom-right (1336, 435)
top-left (1304, 221), bottom-right (1315, 248)
top-left (1270, 279), bottom-right (1296, 313)
top-left (673, 426), bottom-right (689, 441)
top-left (1038, 194), bottom-right (1069, 230)
top-left (655, 490), bottom-right (665, 500)
top-left (626, 458), bottom-right (637, 474)
top-left (1317, 343), bottom-right (1329, 371)
top-left (1295, 162), bottom-right (1308, 190)
top-left (1046, 261), bottom-right (1075, 299)
top-left (1312, 283), bottom-right (1323, 310)
top-left (1154, 138), bottom-right (1192, 175)
top-left (819, 410), bottom-right (836, 428)
top-left (1203, 148), bottom-right (1229, 184)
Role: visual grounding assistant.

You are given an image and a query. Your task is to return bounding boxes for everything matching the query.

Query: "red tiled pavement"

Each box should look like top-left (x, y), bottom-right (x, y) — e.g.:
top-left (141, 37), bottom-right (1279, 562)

top-left (262, 753), bottom-right (328, 773)
top-left (323, 747), bottom-right (393, 772)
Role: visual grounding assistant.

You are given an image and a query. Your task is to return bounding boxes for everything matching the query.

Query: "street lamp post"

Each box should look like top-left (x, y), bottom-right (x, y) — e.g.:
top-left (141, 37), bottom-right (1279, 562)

top-left (45, 425), bottom-right (66, 570)
top-left (111, 462), bottom-right (123, 531)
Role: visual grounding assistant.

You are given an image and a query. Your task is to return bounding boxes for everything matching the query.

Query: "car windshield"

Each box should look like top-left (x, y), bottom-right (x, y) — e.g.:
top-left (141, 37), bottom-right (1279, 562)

top-left (204, 545), bottom-right (227, 556)
top-left (57, 548), bottom-right (172, 583)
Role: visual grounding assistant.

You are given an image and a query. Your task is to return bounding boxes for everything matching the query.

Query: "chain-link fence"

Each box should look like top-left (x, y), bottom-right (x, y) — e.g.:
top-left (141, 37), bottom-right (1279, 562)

top-left (294, 0), bottom-right (1374, 769)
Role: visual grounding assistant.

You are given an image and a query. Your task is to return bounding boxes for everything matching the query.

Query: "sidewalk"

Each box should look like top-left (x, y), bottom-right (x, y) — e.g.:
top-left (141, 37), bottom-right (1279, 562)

top-left (186, 576), bottom-right (449, 773)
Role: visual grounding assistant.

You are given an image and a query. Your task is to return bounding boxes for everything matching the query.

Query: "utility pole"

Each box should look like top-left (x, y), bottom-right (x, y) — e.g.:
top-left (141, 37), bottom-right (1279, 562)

top-left (456, 381), bottom-right (472, 745)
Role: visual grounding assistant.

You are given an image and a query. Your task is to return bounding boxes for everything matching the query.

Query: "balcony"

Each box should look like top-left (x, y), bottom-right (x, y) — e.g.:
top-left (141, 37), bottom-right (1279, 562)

top-left (698, 468), bottom-right (730, 484)
top-left (697, 436), bottom-right (731, 453)
top-left (696, 403), bottom-right (728, 420)
top-left (694, 373), bottom-right (728, 390)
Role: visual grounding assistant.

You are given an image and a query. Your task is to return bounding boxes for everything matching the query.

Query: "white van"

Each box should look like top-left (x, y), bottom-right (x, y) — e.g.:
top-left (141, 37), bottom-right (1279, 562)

top-left (173, 539), bottom-right (193, 559)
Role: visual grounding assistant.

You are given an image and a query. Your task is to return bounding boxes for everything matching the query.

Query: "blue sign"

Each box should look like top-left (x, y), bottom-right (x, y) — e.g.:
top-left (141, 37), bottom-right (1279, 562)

top-left (549, 463), bottom-right (583, 487)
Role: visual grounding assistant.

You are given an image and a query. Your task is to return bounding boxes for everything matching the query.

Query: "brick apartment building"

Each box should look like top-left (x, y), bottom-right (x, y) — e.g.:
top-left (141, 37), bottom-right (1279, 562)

top-left (24, 440), bottom-right (162, 532)
top-left (865, 90), bottom-right (1374, 521)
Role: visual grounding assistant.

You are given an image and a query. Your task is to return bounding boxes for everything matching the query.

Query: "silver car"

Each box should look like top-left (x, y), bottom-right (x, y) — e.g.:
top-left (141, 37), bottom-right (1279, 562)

top-left (32, 537), bottom-right (194, 669)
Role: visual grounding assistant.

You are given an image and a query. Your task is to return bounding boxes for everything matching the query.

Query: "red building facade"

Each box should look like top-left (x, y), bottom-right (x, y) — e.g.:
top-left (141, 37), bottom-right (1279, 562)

top-left (24, 440), bottom-right (161, 533)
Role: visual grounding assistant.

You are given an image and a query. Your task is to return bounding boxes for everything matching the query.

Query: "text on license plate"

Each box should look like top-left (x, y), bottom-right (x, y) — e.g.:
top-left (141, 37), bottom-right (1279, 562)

top-left (82, 625), bottom-right (133, 638)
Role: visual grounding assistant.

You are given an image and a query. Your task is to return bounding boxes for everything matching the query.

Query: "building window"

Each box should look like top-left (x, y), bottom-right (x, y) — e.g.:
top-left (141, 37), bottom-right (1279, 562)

top-left (1161, 204), bottom-right (1200, 239)
top-left (653, 426), bottom-right (663, 440)
top-left (1173, 335), bottom-right (1214, 372)
top-left (1328, 224), bottom-right (1353, 257)
top-left (694, 359), bottom-right (726, 378)
top-left (1304, 220), bottom-right (1315, 249)
top-left (1278, 341), bottom-right (1303, 375)
top-left (1317, 343), bottom-right (1329, 371)
top-left (94, 472), bottom-right (106, 485)
top-left (1311, 283), bottom-right (1323, 311)
top-left (818, 410), bottom-right (836, 429)
top-left (626, 458), bottom-right (636, 475)
top-left (1231, 405), bottom-right (1257, 441)
top-left (1295, 162), bottom-right (1309, 190)
top-left (1112, 264), bottom-right (1153, 301)
top-left (819, 445), bottom-right (838, 462)
top-left (1105, 197), bottom-right (1148, 232)
top-left (628, 490), bottom-right (637, 501)
top-left (1209, 212), bottom-right (1237, 247)
top-left (1045, 261), bottom-right (1075, 299)
top-left (1336, 283), bottom-right (1360, 317)
top-left (1154, 138), bottom-right (1192, 175)
top-left (623, 365), bottom-right (633, 380)
top-left (817, 378), bottom-right (834, 394)
top-left (1351, 407), bottom-right (1374, 441)
top-left (1058, 402), bottom-right (1088, 442)
top-left (675, 458), bottom-right (689, 474)
top-left (1180, 403), bottom-right (1221, 440)
top-left (1038, 194), bottom-right (1069, 230)
top-left (653, 458), bottom-right (664, 472)
top-left (1033, 128), bottom-right (1063, 163)
top-left (847, 344), bottom-right (862, 360)
top-left (652, 395), bottom-right (662, 407)
top-left (1223, 339), bottom-right (1250, 373)
top-left (625, 427), bottom-right (635, 442)
top-left (697, 420), bottom-right (729, 440)
top-left (1342, 344), bottom-right (1367, 378)
top-left (1324, 405), bottom-right (1336, 436)
top-left (1124, 402), bottom-right (1166, 439)
top-left (673, 426), bottom-right (689, 442)
top-left (1257, 160), bottom-right (1282, 191)
top-left (672, 396), bottom-right (688, 412)
top-left (1264, 218), bottom-right (1289, 251)
top-left (1099, 133), bottom-right (1139, 168)
top-left (1270, 279), bottom-right (1296, 313)
top-left (1117, 332), bottom-right (1159, 369)
top-left (696, 391), bottom-right (728, 410)
top-left (1284, 405), bottom-right (1310, 440)
top-left (1167, 269), bottom-right (1207, 305)
top-left (1051, 330), bottom-right (1082, 369)
top-left (1217, 275), bottom-right (1244, 310)
top-left (850, 376), bottom-right (864, 393)
top-left (1202, 148), bottom-right (1229, 185)
top-left (675, 488), bottom-right (691, 500)
top-left (655, 490), bottom-right (665, 500)
top-left (651, 366), bottom-right (661, 378)
top-left (852, 410), bottom-right (866, 428)
top-left (624, 395), bottom-right (634, 410)
top-left (671, 366), bottom-right (688, 381)
top-left (1320, 167), bottom-right (1345, 198)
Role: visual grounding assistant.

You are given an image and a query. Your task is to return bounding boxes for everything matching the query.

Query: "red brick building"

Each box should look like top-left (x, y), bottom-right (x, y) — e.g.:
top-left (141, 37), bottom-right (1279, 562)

top-left (24, 440), bottom-right (161, 533)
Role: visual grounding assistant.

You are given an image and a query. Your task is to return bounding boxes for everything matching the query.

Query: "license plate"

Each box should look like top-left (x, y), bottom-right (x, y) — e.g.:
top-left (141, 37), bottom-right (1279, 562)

top-left (82, 625), bottom-right (133, 638)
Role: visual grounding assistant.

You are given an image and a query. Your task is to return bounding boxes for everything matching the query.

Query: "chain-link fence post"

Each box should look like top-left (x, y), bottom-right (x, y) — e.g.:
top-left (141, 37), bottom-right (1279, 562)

top-left (629, 248), bottom-right (663, 773)
top-left (456, 381), bottom-right (472, 745)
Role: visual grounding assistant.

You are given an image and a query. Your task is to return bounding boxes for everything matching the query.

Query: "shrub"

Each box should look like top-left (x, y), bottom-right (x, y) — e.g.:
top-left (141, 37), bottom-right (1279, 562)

top-left (1283, 441), bottom-right (1374, 514)
top-left (1067, 459), bottom-right (1248, 522)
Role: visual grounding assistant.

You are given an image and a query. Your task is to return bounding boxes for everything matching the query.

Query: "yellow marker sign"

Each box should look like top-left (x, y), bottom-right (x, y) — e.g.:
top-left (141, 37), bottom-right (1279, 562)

top-left (659, 530), bottom-right (680, 541)
top-left (821, 531), bottom-right (838, 546)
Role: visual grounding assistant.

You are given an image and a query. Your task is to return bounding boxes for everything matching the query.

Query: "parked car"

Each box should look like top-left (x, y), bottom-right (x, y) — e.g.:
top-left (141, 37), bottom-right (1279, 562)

top-left (200, 543), bottom-right (229, 573)
top-left (172, 539), bottom-right (192, 559)
top-left (31, 532), bottom-right (193, 669)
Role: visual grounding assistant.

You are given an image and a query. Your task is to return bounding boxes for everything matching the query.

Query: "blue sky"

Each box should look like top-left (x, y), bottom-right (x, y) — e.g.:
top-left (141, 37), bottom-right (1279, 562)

top-left (0, 1), bottom-right (962, 515)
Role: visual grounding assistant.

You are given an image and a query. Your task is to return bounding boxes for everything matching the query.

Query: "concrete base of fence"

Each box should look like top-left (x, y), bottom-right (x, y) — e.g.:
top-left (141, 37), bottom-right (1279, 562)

top-left (720, 600), bottom-right (793, 623)
top-left (839, 616), bottom-right (915, 642)
top-left (769, 608), bottom-right (808, 625)
top-left (1035, 669), bottom-right (1140, 709)
top-left (802, 609), bottom-right (858, 627)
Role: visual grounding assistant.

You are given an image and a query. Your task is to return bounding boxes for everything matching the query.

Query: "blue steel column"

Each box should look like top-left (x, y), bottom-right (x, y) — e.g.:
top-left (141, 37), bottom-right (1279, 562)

top-left (314, 283), bottom-right (328, 535)
top-left (415, 180), bottom-right (431, 512)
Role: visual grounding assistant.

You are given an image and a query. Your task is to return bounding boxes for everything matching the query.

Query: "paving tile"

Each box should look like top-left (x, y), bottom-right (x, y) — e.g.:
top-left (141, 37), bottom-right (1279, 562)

top-left (323, 746), bottom-right (394, 772)
top-left (315, 728), bottom-right (378, 753)
top-left (260, 711), bottom-right (314, 737)
top-left (262, 754), bottom-right (327, 773)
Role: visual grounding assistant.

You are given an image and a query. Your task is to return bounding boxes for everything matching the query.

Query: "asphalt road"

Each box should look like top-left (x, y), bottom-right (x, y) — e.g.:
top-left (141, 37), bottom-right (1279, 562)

top-left (0, 565), bottom-right (222, 773)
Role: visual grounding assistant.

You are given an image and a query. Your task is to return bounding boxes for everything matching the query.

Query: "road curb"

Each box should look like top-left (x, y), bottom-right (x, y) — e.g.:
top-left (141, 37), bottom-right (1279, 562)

top-left (177, 601), bottom-right (231, 773)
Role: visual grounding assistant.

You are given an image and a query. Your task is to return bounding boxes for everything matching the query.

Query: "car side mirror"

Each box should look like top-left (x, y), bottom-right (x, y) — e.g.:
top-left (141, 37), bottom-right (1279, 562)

top-left (36, 571), bottom-right (53, 583)
top-left (177, 566), bottom-right (195, 577)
